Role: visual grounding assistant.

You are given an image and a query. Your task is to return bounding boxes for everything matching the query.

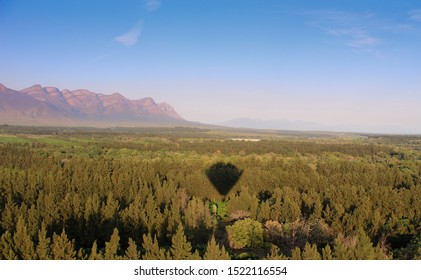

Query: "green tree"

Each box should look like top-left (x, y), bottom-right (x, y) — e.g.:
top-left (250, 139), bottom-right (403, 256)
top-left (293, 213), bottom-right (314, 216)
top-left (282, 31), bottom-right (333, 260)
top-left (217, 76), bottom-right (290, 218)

top-left (203, 236), bottom-right (230, 260)
top-left (301, 242), bottom-right (321, 260)
top-left (141, 233), bottom-right (166, 260)
top-left (125, 238), bottom-right (140, 259)
top-left (0, 231), bottom-right (17, 260)
top-left (51, 229), bottom-right (76, 260)
top-left (104, 228), bottom-right (120, 260)
top-left (169, 224), bottom-right (200, 260)
top-left (226, 218), bottom-right (263, 249)
top-left (352, 228), bottom-right (375, 260)
top-left (13, 215), bottom-right (35, 259)
top-left (333, 234), bottom-right (353, 260)
top-left (36, 223), bottom-right (51, 259)
top-left (184, 196), bottom-right (215, 244)
top-left (322, 244), bottom-right (333, 260)
top-left (88, 240), bottom-right (103, 260)
top-left (291, 247), bottom-right (302, 260)
top-left (227, 186), bottom-right (258, 220)
top-left (265, 245), bottom-right (288, 260)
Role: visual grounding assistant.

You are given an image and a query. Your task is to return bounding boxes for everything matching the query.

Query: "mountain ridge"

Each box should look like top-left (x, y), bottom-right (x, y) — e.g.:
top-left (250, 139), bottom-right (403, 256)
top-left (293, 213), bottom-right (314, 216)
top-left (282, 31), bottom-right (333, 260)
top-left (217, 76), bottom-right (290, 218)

top-left (0, 83), bottom-right (184, 126)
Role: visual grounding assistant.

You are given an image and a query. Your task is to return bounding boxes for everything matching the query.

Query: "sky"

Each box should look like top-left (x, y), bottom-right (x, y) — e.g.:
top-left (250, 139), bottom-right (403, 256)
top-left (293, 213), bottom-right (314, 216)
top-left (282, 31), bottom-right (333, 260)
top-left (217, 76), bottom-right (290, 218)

top-left (1, 0), bottom-right (421, 133)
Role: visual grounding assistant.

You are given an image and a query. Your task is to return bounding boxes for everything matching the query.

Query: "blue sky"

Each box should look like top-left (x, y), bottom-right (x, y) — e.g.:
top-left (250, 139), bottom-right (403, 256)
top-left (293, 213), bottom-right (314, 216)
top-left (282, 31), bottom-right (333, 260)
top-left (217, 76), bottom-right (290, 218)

top-left (1, 0), bottom-right (421, 133)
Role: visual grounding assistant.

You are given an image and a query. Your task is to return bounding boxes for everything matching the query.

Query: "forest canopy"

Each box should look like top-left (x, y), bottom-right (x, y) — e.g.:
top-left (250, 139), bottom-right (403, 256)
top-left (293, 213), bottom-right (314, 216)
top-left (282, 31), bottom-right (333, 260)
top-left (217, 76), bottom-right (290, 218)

top-left (0, 126), bottom-right (420, 260)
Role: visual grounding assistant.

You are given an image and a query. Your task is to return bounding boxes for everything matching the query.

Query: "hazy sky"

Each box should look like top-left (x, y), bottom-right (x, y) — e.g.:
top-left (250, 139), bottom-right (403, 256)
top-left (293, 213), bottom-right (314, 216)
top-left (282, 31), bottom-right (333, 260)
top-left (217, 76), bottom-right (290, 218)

top-left (1, 0), bottom-right (421, 133)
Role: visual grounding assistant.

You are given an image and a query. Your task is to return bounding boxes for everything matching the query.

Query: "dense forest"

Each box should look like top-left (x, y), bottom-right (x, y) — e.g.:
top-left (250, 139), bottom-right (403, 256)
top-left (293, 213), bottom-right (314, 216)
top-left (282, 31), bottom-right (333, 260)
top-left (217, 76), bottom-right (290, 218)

top-left (0, 126), bottom-right (420, 260)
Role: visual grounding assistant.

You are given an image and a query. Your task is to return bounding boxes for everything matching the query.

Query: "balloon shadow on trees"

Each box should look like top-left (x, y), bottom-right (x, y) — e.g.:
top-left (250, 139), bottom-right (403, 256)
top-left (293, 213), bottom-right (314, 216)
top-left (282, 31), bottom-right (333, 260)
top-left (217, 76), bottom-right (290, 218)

top-left (206, 162), bottom-right (243, 197)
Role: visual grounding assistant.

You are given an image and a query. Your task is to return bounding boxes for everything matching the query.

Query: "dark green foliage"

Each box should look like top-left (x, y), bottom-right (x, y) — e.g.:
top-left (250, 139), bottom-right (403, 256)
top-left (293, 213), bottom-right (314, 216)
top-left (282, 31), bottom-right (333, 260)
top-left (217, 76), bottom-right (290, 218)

top-left (0, 127), bottom-right (420, 259)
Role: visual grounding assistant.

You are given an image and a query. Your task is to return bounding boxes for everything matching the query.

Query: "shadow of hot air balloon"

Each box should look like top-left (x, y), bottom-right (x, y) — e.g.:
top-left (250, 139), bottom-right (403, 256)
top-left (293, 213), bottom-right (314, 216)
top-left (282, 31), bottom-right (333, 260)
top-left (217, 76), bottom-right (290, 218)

top-left (206, 162), bottom-right (243, 197)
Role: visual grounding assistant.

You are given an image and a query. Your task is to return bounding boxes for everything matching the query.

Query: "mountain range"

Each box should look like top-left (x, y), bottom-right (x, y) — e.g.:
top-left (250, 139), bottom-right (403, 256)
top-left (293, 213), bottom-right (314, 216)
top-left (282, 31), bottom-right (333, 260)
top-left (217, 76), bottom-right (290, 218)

top-left (2, 83), bottom-right (414, 134)
top-left (0, 83), bottom-right (184, 126)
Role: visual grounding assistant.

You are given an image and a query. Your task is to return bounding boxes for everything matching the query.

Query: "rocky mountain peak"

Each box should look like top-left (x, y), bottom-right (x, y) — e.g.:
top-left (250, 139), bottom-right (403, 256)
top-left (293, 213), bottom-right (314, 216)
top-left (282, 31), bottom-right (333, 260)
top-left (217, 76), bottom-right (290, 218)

top-left (0, 82), bottom-right (185, 125)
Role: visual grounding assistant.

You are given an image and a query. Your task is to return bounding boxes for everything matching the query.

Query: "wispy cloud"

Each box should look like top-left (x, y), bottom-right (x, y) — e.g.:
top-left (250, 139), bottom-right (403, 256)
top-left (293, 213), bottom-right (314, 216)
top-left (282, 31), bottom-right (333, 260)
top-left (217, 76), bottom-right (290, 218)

top-left (408, 9), bottom-right (421, 22)
top-left (304, 9), bottom-right (387, 57)
top-left (306, 9), bottom-right (374, 25)
top-left (114, 21), bottom-right (143, 47)
top-left (382, 23), bottom-right (414, 34)
top-left (327, 27), bottom-right (380, 48)
top-left (145, 0), bottom-right (161, 12)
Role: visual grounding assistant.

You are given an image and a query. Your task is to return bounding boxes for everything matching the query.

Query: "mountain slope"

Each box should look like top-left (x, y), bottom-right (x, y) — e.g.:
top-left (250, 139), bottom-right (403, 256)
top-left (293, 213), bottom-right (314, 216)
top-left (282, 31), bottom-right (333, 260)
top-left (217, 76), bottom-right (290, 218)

top-left (0, 83), bottom-right (184, 126)
top-left (0, 84), bottom-right (70, 125)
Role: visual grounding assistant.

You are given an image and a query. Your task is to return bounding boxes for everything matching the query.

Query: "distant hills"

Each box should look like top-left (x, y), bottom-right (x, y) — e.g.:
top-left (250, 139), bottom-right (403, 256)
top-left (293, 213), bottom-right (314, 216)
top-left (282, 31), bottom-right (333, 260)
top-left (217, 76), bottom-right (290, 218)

top-left (0, 83), bottom-right (184, 126)
top-left (216, 118), bottom-right (327, 131)
top-left (216, 118), bottom-right (413, 134)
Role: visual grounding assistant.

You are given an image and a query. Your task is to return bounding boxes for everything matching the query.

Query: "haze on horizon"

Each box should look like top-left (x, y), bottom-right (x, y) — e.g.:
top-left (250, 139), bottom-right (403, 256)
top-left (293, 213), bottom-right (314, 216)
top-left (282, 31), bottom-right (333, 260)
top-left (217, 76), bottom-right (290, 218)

top-left (1, 0), bottom-right (420, 134)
